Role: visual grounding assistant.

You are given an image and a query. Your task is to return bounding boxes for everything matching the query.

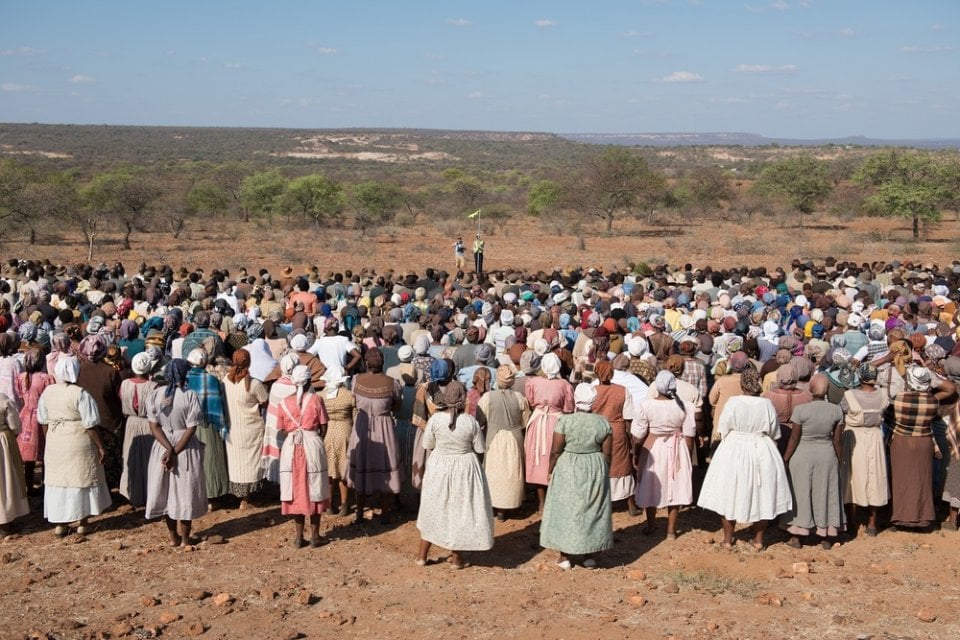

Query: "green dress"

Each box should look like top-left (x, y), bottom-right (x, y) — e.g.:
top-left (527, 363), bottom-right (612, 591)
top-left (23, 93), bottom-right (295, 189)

top-left (539, 412), bottom-right (613, 555)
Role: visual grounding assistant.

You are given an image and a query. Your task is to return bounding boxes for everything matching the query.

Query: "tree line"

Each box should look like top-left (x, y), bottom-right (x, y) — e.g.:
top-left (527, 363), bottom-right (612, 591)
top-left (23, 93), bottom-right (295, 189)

top-left (1, 146), bottom-right (958, 260)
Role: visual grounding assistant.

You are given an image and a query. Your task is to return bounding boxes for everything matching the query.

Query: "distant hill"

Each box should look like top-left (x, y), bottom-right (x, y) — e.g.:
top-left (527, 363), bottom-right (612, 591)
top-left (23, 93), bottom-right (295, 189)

top-left (561, 132), bottom-right (960, 150)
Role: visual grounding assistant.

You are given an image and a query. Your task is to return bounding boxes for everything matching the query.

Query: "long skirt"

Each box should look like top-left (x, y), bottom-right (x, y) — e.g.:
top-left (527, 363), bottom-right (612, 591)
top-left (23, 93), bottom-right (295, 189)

top-left (890, 434), bottom-right (934, 528)
top-left (119, 415), bottom-right (154, 507)
top-left (484, 429), bottom-right (524, 509)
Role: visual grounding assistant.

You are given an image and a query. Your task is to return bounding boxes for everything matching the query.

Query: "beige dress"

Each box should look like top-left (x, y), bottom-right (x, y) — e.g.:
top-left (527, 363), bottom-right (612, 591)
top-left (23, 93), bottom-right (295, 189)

top-left (0, 393), bottom-right (29, 524)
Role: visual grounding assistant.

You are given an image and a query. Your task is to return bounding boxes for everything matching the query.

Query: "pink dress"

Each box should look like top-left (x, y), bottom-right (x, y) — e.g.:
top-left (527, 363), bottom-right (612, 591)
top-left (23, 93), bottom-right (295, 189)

top-left (277, 392), bottom-right (331, 515)
top-left (631, 398), bottom-right (697, 508)
top-left (15, 372), bottom-right (54, 462)
top-left (523, 377), bottom-right (574, 486)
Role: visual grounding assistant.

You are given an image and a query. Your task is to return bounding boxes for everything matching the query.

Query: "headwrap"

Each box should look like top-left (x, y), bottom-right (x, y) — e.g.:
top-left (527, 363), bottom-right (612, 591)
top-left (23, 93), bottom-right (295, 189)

top-left (131, 352), bottom-right (153, 376)
top-left (740, 368), bottom-right (762, 395)
top-left (429, 358), bottom-right (451, 383)
top-left (541, 353), bottom-right (561, 379)
top-left (906, 365), bottom-right (932, 392)
top-left (364, 347), bottom-right (384, 372)
top-left (495, 365), bottom-right (516, 389)
top-left (291, 365), bottom-right (312, 405)
top-left (79, 334), bottom-right (107, 362)
top-left (655, 370), bottom-right (678, 397)
top-left (54, 355), bottom-right (80, 384)
top-left (187, 348), bottom-right (208, 368)
top-left (594, 359), bottom-right (614, 384)
top-left (574, 382), bottom-right (597, 412)
top-left (228, 349), bottom-right (251, 389)
top-left (162, 358), bottom-right (191, 408)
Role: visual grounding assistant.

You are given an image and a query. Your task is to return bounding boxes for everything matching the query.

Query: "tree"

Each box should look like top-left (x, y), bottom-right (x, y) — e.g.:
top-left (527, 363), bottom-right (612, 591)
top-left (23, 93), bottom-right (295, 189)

top-left (855, 150), bottom-right (945, 239)
top-left (82, 169), bottom-right (163, 249)
top-left (526, 179), bottom-right (563, 216)
top-left (752, 155), bottom-right (831, 228)
top-left (282, 174), bottom-right (342, 229)
top-left (685, 166), bottom-right (734, 216)
top-left (568, 147), bottom-right (666, 232)
top-left (240, 170), bottom-right (288, 221)
top-left (351, 180), bottom-right (405, 234)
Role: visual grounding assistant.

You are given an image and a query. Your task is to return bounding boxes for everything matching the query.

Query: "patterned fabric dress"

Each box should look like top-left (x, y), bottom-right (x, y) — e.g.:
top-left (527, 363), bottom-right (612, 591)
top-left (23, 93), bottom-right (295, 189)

top-left (118, 377), bottom-right (159, 507)
top-left (15, 371), bottom-right (54, 463)
top-left (540, 412), bottom-right (613, 555)
top-left (223, 377), bottom-right (268, 498)
top-left (347, 373), bottom-right (403, 495)
top-left (323, 386), bottom-right (355, 481)
top-left (523, 377), bottom-right (574, 486)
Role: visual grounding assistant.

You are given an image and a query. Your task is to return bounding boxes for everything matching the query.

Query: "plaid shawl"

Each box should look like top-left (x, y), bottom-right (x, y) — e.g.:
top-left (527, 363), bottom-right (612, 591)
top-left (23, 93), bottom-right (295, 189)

top-left (187, 368), bottom-right (227, 438)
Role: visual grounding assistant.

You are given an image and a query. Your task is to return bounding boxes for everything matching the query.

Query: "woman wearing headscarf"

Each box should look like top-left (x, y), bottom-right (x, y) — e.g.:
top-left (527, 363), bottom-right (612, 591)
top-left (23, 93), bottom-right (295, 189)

top-left (75, 334), bottom-right (124, 490)
top-left (885, 365), bottom-right (955, 529)
top-left (185, 348), bottom-right (229, 507)
top-left (223, 349), bottom-right (269, 509)
top-left (476, 365), bottom-right (530, 521)
top-left (540, 383), bottom-right (613, 570)
top-left (466, 367), bottom-right (491, 418)
top-left (524, 352), bottom-right (575, 514)
top-left (632, 370), bottom-right (696, 539)
top-left (262, 352), bottom-right (300, 483)
top-left (322, 373), bottom-right (355, 517)
top-left (37, 356), bottom-right (111, 537)
top-left (0, 383), bottom-right (28, 533)
top-left (276, 365), bottom-right (331, 548)
top-left (144, 359), bottom-right (207, 547)
top-left (782, 374), bottom-right (845, 549)
top-left (15, 347), bottom-right (54, 495)
top-left (592, 359), bottom-right (637, 515)
top-left (697, 368), bottom-right (792, 550)
top-left (347, 348), bottom-right (403, 525)
top-left (840, 363), bottom-right (891, 536)
top-left (117, 352), bottom-right (159, 508)
top-left (415, 376), bottom-right (493, 569)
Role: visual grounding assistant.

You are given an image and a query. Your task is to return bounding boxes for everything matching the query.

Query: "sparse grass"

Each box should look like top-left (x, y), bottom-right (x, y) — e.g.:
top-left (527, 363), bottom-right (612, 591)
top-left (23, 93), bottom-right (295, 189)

top-left (665, 570), bottom-right (759, 598)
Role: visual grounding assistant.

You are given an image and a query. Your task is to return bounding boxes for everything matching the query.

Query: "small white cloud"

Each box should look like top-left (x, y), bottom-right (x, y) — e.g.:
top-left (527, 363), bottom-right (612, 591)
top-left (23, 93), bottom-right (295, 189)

top-left (467, 90), bottom-right (488, 99)
top-left (899, 45), bottom-right (954, 53)
top-left (534, 19), bottom-right (557, 28)
top-left (838, 27), bottom-right (856, 37)
top-left (736, 64), bottom-right (798, 74)
top-left (68, 74), bottom-right (95, 83)
top-left (656, 70), bottom-right (704, 83)
top-left (1, 82), bottom-right (38, 92)
top-left (446, 18), bottom-right (470, 27)
top-left (0, 46), bottom-right (45, 56)
top-left (930, 23), bottom-right (946, 32)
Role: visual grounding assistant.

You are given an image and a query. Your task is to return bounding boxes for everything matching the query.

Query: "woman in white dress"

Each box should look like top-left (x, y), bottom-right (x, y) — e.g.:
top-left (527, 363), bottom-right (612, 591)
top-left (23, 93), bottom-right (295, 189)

top-left (697, 368), bottom-right (792, 550)
top-left (223, 349), bottom-right (268, 509)
top-left (37, 356), bottom-right (111, 537)
top-left (416, 379), bottom-right (493, 569)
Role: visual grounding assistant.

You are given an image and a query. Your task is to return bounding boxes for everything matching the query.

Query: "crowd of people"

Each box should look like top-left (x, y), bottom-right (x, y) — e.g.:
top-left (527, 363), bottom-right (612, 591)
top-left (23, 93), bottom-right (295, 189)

top-left (1, 255), bottom-right (959, 569)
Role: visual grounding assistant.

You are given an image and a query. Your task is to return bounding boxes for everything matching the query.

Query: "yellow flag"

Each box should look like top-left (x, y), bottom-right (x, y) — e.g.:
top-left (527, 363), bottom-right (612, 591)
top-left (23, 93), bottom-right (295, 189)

top-left (467, 209), bottom-right (481, 219)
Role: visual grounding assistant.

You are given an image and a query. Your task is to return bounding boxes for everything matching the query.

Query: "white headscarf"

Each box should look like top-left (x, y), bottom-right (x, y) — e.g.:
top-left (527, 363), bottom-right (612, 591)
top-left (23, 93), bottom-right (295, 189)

top-left (541, 353), bottom-right (561, 379)
top-left (54, 355), bottom-right (80, 384)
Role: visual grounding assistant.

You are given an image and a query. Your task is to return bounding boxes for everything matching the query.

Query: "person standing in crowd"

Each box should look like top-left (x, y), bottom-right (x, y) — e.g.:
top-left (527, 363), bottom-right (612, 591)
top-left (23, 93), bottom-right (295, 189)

top-left (415, 376), bottom-right (493, 568)
top-left (782, 374), bottom-right (845, 549)
top-left (276, 365), bottom-right (331, 548)
top-left (540, 383), bottom-right (613, 570)
top-left (632, 370), bottom-right (696, 539)
top-left (38, 356), bottom-right (111, 537)
top-left (698, 369), bottom-right (792, 550)
top-left (144, 359), bottom-right (207, 547)
top-left (223, 349), bottom-right (269, 509)
top-left (476, 365), bottom-right (530, 521)
top-left (524, 353), bottom-right (574, 514)
top-left (348, 348), bottom-right (403, 524)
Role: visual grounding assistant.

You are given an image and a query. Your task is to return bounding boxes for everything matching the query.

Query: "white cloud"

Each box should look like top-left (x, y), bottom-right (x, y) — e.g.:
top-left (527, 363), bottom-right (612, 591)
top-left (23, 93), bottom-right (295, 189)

top-left (534, 19), bottom-right (557, 28)
top-left (1, 82), bottom-right (38, 92)
top-left (467, 90), bottom-right (488, 99)
top-left (736, 64), bottom-right (798, 74)
top-left (930, 23), bottom-right (946, 32)
top-left (68, 74), bottom-right (95, 83)
top-left (899, 45), bottom-right (954, 54)
top-left (0, 46), bottom-right (45, 56)
top-left (656, 70), bottom-right (704, 83)
top-left (837, 27), bottom-right (856, 37)
top-left (446, 18), bottom-right (470, 27)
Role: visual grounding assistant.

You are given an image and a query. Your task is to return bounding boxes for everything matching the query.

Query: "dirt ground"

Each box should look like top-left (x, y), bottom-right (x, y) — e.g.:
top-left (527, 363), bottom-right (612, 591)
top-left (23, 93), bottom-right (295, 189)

top-left (3, 213), bottom-right (960, 640)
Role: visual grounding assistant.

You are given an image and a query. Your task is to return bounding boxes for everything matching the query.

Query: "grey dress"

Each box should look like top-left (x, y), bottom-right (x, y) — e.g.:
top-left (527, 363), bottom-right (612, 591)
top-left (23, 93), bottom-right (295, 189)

top-left (783, 400), bottom-right (845, 536)
top-left (144, 387), bottom-right (208, 521)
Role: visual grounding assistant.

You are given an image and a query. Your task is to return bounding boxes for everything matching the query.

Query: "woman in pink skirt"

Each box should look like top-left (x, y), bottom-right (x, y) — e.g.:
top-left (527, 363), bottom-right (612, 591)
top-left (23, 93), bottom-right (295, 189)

top-left (276, 365), bottom-right (331, 548)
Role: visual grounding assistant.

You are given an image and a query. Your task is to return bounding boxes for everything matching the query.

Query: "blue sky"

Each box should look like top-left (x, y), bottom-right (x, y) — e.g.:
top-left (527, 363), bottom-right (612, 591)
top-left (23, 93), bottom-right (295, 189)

top-left (1, 0), bottom-right (957, 138)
